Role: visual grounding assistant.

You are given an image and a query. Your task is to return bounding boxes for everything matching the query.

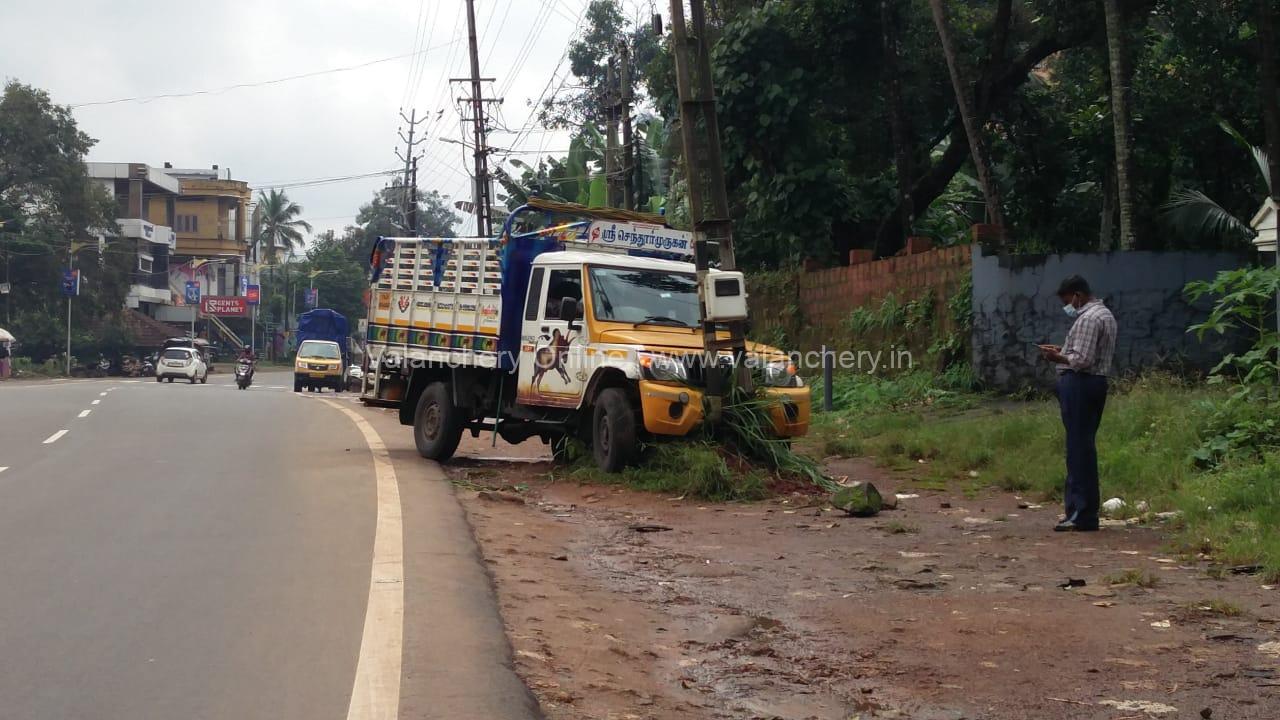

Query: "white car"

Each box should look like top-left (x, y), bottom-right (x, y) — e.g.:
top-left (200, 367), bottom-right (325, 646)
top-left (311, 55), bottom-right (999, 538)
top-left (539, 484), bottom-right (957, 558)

top-left (347, 364), bottom-right (364, 390)
top-left (156, 347), bottom-right (208, 384)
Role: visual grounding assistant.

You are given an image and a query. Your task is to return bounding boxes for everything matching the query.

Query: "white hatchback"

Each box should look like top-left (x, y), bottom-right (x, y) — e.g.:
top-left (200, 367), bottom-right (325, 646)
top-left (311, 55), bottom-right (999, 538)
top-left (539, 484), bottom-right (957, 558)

top-left (156, 347), bottom-right (208, 384)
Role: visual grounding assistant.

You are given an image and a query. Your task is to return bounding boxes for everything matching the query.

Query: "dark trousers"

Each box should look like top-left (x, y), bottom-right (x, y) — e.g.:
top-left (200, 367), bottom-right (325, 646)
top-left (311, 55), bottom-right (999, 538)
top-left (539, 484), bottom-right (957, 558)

top-left (1056, 371), bottom-right (1108, 527)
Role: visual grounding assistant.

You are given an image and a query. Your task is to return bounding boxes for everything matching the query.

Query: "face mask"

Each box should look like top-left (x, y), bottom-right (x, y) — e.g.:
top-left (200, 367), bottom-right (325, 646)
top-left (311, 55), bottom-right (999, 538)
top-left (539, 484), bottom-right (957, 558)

top-left (1063, 303), bottom-right (1080, 319)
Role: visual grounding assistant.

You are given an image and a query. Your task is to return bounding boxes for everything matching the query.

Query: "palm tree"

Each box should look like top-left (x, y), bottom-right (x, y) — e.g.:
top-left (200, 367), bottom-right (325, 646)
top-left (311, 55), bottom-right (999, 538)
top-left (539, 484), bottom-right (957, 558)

top-left (1162, 122), bottom-right (1272, 243)
top-left (928, 0), bottom-right (1005, 235)
top-left (255, 189), bottom-right (312, 263)
top-left (1103, 0), bottom-right (1137, 250)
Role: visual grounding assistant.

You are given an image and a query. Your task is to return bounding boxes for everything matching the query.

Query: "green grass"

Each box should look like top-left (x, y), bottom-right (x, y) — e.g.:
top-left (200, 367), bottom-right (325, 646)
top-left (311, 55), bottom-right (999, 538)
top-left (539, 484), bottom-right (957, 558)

top-left (1186, 598), bottom-right (1244, 617)
top-left (561, 442), bottom-right (768, 502)
top-left (806, 371), bottom-right (1280, 580)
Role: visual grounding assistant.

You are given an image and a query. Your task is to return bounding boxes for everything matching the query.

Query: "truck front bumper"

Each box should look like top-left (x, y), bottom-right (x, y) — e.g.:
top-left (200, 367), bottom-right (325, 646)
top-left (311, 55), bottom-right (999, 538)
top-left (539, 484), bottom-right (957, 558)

top-left (638, 381), bottom-right (811, 438)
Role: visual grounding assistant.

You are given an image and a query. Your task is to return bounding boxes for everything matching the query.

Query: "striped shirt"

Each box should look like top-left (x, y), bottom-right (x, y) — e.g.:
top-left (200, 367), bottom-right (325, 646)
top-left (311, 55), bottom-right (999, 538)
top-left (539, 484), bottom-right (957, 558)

top-left (1058, 299), bottom-right (1117, 376)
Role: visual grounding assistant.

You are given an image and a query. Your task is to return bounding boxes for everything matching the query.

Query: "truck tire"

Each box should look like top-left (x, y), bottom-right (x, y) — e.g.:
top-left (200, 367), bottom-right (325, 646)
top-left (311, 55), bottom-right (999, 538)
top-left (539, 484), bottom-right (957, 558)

top-left (592, 387), bottom-right (637, 472)
top-left (414, 381), bottom-right (463, 462)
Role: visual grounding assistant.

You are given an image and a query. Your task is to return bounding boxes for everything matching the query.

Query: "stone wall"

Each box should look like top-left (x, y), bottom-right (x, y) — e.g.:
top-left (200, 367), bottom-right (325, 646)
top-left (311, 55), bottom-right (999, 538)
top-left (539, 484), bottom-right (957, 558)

top-left (970, 248), bottom-right (1252, 391)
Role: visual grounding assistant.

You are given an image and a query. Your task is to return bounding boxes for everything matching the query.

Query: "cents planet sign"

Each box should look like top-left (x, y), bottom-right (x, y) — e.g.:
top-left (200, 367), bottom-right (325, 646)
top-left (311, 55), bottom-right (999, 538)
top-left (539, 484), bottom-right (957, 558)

top-left (200, 296), bottom-right (249, 317)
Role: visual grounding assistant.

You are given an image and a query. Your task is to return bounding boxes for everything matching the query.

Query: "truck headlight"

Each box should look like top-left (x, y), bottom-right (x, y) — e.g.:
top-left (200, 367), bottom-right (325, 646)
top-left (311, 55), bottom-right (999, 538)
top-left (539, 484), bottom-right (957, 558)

top-left (763, 360), bottom-right (803, 388)
top-left (639, 353), bottom-right (688, 383)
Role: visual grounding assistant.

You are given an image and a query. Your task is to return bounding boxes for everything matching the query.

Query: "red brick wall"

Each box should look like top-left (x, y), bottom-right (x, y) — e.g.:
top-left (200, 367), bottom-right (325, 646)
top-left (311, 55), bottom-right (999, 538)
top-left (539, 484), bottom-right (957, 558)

top-left (798, 245), bottom-right (973, 332)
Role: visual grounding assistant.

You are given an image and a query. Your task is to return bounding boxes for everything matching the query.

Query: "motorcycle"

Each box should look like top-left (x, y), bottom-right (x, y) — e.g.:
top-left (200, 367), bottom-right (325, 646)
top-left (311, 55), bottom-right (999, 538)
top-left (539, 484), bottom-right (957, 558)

top-left (234, 359), bottom-right (254, 390)
top-left (141, 354), bottom-right (156, 377)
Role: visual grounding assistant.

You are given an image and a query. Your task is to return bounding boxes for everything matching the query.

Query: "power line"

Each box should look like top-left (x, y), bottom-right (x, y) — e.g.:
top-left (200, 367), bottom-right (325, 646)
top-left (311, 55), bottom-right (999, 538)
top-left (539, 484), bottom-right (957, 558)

top-left (71, 38), bottom-right (462, 108)
top-left (250, 169), bottom-right (402, 190)
top-left (399, 0), bottom-right (430, 109)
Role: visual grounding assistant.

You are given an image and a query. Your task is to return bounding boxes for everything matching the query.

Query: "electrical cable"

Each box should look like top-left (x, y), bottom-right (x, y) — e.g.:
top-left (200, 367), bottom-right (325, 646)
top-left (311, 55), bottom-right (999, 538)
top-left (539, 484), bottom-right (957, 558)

top-left (71, 37), bottom-right (462, 109)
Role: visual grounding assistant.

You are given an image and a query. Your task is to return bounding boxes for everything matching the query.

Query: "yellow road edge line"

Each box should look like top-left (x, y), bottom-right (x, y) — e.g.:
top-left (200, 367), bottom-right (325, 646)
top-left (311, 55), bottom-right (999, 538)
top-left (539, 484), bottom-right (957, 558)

top-left (323, 399), bottom-right (404, 720)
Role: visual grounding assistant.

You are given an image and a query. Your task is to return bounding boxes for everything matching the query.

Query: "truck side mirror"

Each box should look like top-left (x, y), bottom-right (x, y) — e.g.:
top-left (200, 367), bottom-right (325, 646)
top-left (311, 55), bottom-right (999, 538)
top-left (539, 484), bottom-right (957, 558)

top-left (559, 297), bottom-right (581, 329)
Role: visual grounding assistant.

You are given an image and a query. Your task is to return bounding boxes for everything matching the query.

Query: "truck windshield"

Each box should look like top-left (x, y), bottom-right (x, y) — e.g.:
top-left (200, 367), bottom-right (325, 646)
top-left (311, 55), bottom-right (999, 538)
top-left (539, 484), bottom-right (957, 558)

top-left (299, 342), bottom-right (340, 359)
top-left (588, 267), bottom-right (700, 327)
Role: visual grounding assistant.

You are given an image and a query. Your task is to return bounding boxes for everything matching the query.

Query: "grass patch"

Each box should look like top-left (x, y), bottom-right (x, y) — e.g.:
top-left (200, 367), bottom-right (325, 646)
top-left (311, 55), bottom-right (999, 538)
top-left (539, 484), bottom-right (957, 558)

top-left (882, 521), bottom-right (919, 535)
top-left (1104, 568), bottom-right (1161, 588)
top-left (1186, 598), bottom-right (1244, 617)
top-left (559, 442), bottom-right (769, 502)
top-left (10, 356), bottom-right (65, 377)
top-left (806, 370), bottom-right (1280, 579)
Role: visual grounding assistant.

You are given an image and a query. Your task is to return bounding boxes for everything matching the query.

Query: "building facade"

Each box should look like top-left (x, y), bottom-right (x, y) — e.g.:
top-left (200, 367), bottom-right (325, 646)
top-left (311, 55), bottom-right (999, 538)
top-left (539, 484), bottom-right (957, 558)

top-left (85, 162), bottom-right (180, 317)
top-left (150, 165), bottom-right (252, 304)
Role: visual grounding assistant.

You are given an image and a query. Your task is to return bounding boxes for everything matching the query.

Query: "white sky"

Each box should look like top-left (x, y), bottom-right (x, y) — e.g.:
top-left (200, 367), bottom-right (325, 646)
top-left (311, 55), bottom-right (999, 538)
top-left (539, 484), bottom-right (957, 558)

top-left (1, 0), bottom-right (598, 239)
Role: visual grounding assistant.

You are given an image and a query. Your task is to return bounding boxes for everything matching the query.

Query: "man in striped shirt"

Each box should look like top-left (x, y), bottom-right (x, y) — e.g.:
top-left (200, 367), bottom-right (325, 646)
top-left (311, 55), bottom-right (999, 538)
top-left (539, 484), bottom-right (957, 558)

top-left (1039, 275), bottom-right (1117, 532)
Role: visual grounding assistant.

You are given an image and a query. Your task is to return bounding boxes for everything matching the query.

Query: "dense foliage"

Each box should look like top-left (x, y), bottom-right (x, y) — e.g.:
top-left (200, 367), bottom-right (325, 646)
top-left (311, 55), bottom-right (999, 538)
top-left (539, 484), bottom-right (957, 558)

top-left (0, 81), bottom-right (126, 361)
top-left (518, 0), bottom-right (1278, 268)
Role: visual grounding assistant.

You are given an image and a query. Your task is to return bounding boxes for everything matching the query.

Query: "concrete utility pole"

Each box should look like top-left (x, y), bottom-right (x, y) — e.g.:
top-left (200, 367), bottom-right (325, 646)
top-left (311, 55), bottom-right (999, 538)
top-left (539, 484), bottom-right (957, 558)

top-left (669, 0), bottom-right (751, 416)
top-left (408, 157), bottom-right (419, 234)
top-left (454, 0), bottom-right (496, 238)
top-left (620, 40), bottom-right (635, 211)
top-left (396, 109), bottom-right (428, 234)
top-left (605, 58), bottom-right (621, 208)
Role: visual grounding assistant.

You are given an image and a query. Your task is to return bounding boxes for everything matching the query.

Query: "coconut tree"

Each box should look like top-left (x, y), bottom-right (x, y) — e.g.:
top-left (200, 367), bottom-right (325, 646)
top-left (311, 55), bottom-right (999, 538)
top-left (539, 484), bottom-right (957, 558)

top-left (1103, 0), bottom-right (1138, 250)
top-left (1162, 122), bottom-right (1272, 244)
top-left (255, 189), bottom-right (312, 263)
top-left (928, 0), bottom-right (1005, 235)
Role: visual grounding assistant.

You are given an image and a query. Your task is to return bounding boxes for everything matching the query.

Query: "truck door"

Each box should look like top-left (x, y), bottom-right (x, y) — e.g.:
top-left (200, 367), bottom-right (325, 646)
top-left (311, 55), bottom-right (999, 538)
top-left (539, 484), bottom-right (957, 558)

top-left (516, 265), bottom-right (588, 408)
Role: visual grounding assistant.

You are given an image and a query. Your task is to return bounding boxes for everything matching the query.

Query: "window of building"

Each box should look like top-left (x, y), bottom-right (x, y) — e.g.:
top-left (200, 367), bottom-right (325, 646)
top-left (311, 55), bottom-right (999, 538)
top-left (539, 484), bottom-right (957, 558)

top-left (139, 254), bottom-right (154, 273)
top-left (176, 215), bottom-right (198, 233)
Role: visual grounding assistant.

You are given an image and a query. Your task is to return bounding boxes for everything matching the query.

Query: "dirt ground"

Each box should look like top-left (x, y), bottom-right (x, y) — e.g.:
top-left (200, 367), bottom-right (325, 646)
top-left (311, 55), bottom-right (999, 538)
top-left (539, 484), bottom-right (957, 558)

top-left (450, 436), bottom-right (1280, 720)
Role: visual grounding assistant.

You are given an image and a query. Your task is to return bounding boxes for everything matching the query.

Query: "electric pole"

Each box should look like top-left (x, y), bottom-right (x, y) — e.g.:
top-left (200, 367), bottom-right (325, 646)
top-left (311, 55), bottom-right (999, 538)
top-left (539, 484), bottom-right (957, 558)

top-left (604, 59), bottom-right (620, 208)
top-left (454, 0), bottom-right (497, 238)
top-left (408, 157), bottom-right (419, 234)
top-left (669, 0), bottom-right (750, 415)
top-left (396, 108), bottom-right (428, 235)
top-left (620, 41), bottom-right (635, 210)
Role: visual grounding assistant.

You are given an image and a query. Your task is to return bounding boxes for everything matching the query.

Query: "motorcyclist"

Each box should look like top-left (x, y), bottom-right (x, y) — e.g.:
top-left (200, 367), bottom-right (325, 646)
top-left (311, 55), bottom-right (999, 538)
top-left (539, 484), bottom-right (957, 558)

top-left (236, 348), bottom-right (255, 379)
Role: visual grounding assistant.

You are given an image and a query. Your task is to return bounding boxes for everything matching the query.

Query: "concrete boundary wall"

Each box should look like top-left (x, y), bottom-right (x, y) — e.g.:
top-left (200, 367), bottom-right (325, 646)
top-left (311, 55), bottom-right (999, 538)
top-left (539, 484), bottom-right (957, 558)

top-left (970, 248), bottom-right (1251, 390)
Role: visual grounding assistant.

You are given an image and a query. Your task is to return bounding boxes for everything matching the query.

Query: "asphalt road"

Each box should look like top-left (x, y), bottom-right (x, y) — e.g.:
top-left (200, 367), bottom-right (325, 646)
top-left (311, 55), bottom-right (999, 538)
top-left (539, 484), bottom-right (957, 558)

top-left (0, 370), bottom-right (538, 720)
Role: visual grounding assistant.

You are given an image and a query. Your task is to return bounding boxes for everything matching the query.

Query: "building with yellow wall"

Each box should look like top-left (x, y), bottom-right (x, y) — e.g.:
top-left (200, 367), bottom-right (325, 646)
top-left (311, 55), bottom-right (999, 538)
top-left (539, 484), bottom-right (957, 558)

top-left (145, 164), bottom-right (251, 302)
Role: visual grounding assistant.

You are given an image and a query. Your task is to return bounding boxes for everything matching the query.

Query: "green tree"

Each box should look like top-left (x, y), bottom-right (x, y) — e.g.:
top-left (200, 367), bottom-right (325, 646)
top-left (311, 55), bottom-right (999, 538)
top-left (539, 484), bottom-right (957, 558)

top-left (255, 188), bottom-right (312, 263)
top-left (0, 80), bottom-right (121, 361)
top-left (303, 230), bottom-right (368, 324)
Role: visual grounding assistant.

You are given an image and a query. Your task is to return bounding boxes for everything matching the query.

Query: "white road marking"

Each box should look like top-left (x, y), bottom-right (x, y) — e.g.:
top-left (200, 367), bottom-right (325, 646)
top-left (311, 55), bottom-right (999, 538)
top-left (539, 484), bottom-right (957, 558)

top-left (269, 386), bottom-right (286, 390)
top-left (77, 410), bottom-right (91, 418)
top-left (324, 400), bottom-right (404, 720)
top-left (98, 392), bottom-right (108, 397)
top-left (91, 399), bottom-right (101, 405)
top-left (43, 430), bottom-right (68, 444)
top-left (0, 467), bottom-right (8, 474)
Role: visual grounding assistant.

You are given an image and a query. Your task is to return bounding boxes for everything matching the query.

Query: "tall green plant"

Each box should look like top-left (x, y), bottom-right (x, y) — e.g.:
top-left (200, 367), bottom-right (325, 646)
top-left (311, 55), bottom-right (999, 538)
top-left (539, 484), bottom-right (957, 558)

top-left (1185, 265), bottom-right (1280, 466)
top-left (1186, 265), bottom-right (1280, 387)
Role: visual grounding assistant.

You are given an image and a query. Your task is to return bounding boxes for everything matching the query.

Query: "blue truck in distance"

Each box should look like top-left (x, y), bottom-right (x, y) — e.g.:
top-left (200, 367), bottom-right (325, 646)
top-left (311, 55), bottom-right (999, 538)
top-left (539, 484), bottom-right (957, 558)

top-left (296, 308), bottom-right (350, 366)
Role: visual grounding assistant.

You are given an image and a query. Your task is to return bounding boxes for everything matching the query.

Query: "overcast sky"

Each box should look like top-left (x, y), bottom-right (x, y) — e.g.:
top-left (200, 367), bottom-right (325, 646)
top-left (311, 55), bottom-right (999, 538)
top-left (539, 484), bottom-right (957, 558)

top-left (1, 0), bottom-right (602, 239)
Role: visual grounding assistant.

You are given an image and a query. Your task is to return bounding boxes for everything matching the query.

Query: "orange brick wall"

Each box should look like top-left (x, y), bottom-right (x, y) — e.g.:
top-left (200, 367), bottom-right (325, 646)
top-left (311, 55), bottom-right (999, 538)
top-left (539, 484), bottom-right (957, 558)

top-left (797, 245), bottom-right (973, 332)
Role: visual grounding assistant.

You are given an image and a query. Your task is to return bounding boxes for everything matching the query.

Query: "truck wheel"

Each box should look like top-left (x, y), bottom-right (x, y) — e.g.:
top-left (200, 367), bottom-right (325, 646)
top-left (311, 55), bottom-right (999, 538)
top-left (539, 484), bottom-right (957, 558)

top-left (592, 388), bottom-right (637, 472)
top-left (414, 381), bottom-right (463, 461)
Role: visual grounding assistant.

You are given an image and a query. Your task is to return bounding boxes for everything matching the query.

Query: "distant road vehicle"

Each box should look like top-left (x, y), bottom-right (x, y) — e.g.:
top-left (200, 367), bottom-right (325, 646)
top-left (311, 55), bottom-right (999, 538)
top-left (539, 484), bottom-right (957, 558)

top-left (156, 347), bottom-right (208, 384)
top-left (294, 340), bottom-right (346, 393)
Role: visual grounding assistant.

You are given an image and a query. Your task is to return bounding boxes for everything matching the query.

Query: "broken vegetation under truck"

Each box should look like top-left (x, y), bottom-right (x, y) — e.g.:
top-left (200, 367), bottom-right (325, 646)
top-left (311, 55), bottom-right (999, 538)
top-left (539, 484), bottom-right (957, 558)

top-left (360, 202), bottom-right (810, 472)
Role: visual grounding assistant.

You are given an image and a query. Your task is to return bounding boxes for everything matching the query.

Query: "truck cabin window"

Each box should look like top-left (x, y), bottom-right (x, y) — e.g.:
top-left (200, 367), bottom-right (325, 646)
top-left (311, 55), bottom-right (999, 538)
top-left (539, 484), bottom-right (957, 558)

top-left (588, 267), bottom-right (700, 327)
top-left (299, 341), bottom-right (340, 360)
top-left (542, 269), bottom-right (583, 320)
